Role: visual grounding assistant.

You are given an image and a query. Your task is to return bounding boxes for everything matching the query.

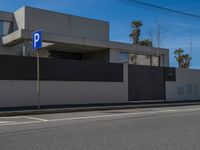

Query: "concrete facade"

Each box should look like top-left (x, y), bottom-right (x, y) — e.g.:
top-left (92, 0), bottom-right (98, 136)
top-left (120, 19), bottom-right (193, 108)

top-left (24, 7), bottom-right (109, 41)
top-left (166, 69), bottom-right (200, 101)
top-left (0, 6), bottom-right (169, 66)
top-left (0, 80), bottom-right (128, 108)
top-left (0, 63), bottom-right (128, 108)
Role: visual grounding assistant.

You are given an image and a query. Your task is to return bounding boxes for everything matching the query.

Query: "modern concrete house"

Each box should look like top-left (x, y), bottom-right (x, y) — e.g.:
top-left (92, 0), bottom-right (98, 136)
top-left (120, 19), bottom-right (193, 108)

top-left (0, 6), bottom-right (169, 66)
top-left (2, 6), bottom-right (199, 109)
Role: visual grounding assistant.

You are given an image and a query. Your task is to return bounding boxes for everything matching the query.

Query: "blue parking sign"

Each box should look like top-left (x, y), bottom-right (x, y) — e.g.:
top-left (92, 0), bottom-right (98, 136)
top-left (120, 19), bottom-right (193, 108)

top-left (32, 30), bottom-right (42, 50)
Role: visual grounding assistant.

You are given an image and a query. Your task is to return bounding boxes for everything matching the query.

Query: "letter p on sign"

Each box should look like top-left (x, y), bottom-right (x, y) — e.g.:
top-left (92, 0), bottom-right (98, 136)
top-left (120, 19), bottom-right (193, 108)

top-left (32, 30), bottom-right (42, 50)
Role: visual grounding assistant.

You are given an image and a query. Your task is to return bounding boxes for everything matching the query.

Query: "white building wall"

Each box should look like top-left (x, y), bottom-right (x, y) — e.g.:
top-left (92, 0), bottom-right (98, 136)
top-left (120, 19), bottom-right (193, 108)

top-left (40, 81), bottom-right (127, 105)
top-left (166, 69), bottom-right (200, 101)
top-left (0, 80), bottom-right (37, 108)
top-left (0, 80), bottom-right (128, 108)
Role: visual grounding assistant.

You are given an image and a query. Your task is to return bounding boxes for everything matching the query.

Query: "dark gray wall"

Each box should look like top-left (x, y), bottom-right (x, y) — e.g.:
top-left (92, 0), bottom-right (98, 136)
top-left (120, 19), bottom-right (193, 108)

top-left (128, 65), bottom-right (166, 101)
top-left (0, 55), bottom-right (123, 82)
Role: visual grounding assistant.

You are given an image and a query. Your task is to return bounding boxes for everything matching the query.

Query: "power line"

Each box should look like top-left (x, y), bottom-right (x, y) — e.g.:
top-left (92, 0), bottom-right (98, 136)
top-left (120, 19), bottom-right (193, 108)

top-left (117, 0), bottom-right (200, 20)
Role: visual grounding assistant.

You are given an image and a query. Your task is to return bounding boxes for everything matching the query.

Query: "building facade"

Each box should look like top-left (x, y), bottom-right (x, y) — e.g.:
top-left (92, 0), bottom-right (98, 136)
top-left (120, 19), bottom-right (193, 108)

top-left (0, 6), bottom-right (169, 66)
top-left (1, 6), bottom-right (200, 109)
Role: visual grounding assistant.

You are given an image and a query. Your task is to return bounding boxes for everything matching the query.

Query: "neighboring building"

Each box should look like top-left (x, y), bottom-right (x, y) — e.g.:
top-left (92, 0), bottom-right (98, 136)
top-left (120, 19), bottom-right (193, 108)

top-left (0, 6), bottom-right (169, 66)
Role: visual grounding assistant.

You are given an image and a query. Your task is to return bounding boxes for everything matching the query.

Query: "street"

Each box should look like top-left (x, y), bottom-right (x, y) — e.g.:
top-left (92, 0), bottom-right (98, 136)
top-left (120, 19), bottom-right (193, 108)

top-left (0, 105), bottom-right (200, 150)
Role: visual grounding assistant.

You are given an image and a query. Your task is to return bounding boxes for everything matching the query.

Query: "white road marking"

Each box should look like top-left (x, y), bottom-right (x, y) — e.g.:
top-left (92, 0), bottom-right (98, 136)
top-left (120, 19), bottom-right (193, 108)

top-left (22, 116), bottom-right (48, 122)
top-left (0, 107), bottom-right (200, 126)
top-left (0, 120), bottom-right (42, 126)
top-left (47, 109), bottom-right (185, 122)
top-left (0, 116), bottom-right (21, 119)
top-left (0, 121), bottom-right (15, 124)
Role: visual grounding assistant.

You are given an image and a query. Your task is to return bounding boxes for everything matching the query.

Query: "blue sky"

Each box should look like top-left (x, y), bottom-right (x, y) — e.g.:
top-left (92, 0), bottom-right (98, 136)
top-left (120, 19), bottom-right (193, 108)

top-left (1, 0), bottom-right (200, 68)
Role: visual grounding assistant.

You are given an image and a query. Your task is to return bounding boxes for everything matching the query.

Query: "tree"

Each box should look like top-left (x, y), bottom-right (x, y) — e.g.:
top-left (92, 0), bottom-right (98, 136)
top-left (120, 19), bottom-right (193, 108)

top-left (139, 39), bottom-right (153, 47)
top-left (182, 54), bottom-right (192, 68)
top-left (147, 19), bottom-right (168, 57)
top-left (147, 19), bottom-right (167, 48)
top-left (130, 20), bottom-right (143, 45)
top-left (174, 48), bottom-right (192, 68)
top-left (155, 20), bottom-right (167, 48)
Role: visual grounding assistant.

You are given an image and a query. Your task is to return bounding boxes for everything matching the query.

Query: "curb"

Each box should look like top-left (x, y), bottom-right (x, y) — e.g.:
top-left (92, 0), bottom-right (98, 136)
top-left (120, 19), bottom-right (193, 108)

top-left (1, 101), bottom-right (200, 117)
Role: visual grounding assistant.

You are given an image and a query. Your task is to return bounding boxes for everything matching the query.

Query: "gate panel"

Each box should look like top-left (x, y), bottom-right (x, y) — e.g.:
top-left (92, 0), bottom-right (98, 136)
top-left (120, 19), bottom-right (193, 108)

top-left (128, 65), bottom-right (165, 101)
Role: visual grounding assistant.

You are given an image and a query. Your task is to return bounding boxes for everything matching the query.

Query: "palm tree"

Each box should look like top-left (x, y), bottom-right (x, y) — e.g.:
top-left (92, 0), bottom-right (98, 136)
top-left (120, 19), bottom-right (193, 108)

top-left (174, 48), bottom-right (184, 68)
top-left (130, 20), bottom-right (143, 45)
top-left (182, 54), bottom-right (192, 68)
top-left (174, 48), bottom-right (192, 68)
top-left (139, 39), bottom-right (153, 47)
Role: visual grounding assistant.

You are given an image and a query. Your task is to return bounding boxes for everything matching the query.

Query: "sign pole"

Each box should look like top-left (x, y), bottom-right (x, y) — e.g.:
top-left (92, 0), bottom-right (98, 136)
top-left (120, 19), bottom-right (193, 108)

top-left (37, 49), bottom-right (40, 109)
top-left (32, 30), bottom-right (42, 110)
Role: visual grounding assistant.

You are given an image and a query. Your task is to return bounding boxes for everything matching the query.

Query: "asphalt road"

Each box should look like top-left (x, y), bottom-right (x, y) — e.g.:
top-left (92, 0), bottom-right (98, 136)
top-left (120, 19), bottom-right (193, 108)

top-left (0, 105), bottom-right (200, 150)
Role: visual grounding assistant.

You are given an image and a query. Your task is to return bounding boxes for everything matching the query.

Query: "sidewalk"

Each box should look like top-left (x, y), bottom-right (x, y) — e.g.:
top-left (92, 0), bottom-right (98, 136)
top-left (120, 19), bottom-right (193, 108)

top-left (1, 100), bottom-right (200, 117)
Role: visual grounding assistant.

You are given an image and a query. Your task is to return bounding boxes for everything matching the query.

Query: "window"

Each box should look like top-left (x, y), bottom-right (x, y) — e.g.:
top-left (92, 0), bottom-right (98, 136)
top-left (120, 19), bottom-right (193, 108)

top-left (120, 52), bottom-right (129, 62)
top-left (120, 52), bottom-right (160, 66)
top-left (0, 21), bottom-right (13, 36)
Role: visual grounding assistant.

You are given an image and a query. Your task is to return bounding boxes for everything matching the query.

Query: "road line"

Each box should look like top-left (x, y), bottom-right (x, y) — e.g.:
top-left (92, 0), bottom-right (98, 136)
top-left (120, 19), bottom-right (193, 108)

top-left (22, 116), bottom-right (48, 122)
top-left (0, 116), bottom-right (21, 119)
top-left (0, 121), bottom-right (15, 124)
top-left (47, 107), bottom-right (200, 122)
top-left (0, 107), bottom-right (200, 126)
top-left (48, 109), bottom-right (179, 122)
top-left (0, 120), bottom-right (43, 126)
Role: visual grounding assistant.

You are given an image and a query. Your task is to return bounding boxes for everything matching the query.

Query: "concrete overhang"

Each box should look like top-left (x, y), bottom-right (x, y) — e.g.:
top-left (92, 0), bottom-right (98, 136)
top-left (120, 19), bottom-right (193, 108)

top-left (2, 29), bottom-right (109, 48)
top-left (2, 29), bottom-right (169, 55)
top-left (2, 30), bottom-right (23, 45)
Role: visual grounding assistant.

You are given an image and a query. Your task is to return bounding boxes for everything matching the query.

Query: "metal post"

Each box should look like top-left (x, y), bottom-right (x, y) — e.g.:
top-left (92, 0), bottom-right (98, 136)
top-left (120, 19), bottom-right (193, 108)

top-left (37, 50), bottom-right (40, 109)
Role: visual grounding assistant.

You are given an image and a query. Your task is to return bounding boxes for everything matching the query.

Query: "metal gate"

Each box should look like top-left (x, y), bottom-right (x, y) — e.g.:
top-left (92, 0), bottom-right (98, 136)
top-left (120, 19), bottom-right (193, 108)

top-left (128, 65), bottom-right (165, 101)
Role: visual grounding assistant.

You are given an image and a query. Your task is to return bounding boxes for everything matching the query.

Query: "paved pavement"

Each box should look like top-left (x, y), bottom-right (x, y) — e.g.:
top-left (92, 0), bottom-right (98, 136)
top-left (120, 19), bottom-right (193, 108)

top-left (0, 105), bottom-right (200, 150)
